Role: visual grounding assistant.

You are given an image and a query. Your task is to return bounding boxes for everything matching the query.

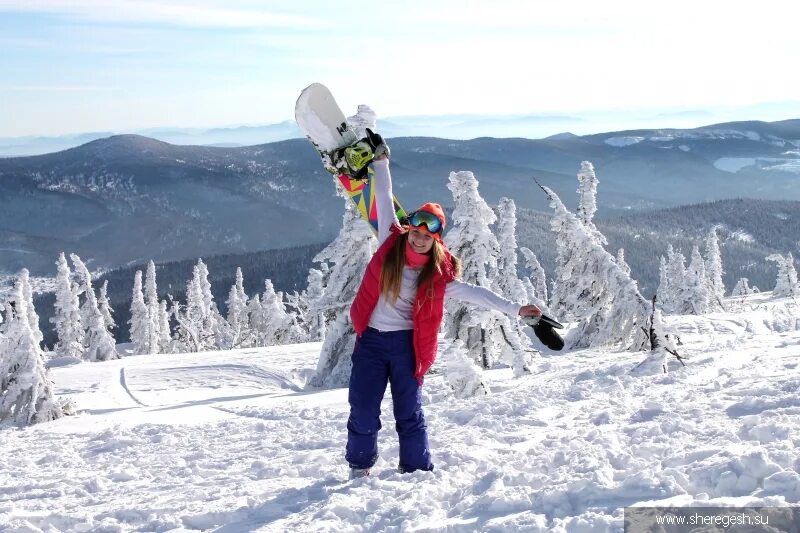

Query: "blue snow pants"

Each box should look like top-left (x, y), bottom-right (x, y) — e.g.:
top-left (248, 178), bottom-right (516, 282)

top-left (345, 327), bottom-right (433, 473)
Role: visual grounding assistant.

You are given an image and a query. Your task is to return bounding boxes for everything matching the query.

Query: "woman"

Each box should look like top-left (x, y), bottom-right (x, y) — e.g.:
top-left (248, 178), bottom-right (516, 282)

top-left (346, 130), bottom-right (541, 478)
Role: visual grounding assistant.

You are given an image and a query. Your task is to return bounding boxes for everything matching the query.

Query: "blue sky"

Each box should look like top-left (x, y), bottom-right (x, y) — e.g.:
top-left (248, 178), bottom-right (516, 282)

top-left (1, 0), bottom-right (799, 137)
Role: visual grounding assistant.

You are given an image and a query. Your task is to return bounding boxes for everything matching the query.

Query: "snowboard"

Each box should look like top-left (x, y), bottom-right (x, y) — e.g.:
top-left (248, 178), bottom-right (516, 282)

top-left (295, 83), bottom-right (406, 235)
top-left (523, 314), bottom-right (565, 351)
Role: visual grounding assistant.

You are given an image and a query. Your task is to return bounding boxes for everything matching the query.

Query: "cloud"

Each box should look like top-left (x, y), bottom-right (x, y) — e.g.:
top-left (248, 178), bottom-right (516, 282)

top-left (0, 0), bottom-right (323, 29)
top-left (2, 85), bottom-right (110, 92)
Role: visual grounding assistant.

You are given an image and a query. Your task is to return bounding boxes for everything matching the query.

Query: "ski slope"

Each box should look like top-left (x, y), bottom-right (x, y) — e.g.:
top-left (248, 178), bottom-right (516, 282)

top-left (1, 294), bottom-right (799, 532)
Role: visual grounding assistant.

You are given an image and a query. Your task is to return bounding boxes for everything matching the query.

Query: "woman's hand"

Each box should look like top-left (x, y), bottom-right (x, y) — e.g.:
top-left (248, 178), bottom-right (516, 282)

top-left (518, 305), bottom-right (542, 317)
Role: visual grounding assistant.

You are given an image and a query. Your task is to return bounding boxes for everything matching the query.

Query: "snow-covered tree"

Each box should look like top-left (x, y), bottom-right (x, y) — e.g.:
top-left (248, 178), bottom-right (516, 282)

top-left (494, 198), bottom-right (528, 304)
top-left (128, 270), bottom-right (150, 354)
top-left (704, 227), bottom-right (725, 309)
top-left (0, 273), bottom-right (63, 426)
top-left (251, 280), bottom-right (302, 347)
top-left (550, 162), bottom-right (609, 319)
top-left (519, 247), bottom-right (548, 305)
top-left (222, 267), bottom-right (250, 349)
top-left (70, 254), bottom-right (117, 362)
top-left (576, 161), bottom-right (605, 246)
top-left (347, 104), bottom-right (377, 139)
top-left (441, 339), bottom-right (489, 398)
top-left (541, 184), bottom-right (651, 350)
top-left (157, 300), bottom-right (172, 352)
top-left (616, 248), bottom-right (631, 277)
top-left (304, 266), bottom-right (329, 342)
top-left (656, 254), bottom-right (672, 312)
top-left (310, 202), bottom-right (376, 388)
top-left (443, 170), bottom-right (502, 369)
top-left (97, 280), bottom-right (115, 333)
top-left (658, 245), bottom-right (687, 315)
top-left (18, 269), bottom-right (43, 347)
top-left (491, 197), bottom-right (536, 376)
top-left (173, 260), bottom-right (220, 353)
top-left (732, 277), bottom-right (753, 297)
top-left (766, 252), bottom-right (799, 297)
top-left (681, 246), bottom-right (711, 315)
top-left (50, 253), bottom-right (84, 359)
top-left (144, 261), bottom-right (163, 354)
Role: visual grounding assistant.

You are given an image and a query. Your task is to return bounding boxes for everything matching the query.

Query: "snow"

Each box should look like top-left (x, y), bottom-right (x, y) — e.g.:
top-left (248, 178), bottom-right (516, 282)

top-left (763, 159), bottom-right (800, 174)
top-left (648, 136), bottom-right (674, 142)
top-left (2, 295), bottom-right (800, 531)
top-left (730, 229), bottom-right (755, 243)
top-left (678, 145), bottom-right (691, 152)
top-left (713, 157), bottom-right (757, 173)
top-left (714, 156), bottom-right (800, 174)
top-left (604, 136), bottom-right (644, 147)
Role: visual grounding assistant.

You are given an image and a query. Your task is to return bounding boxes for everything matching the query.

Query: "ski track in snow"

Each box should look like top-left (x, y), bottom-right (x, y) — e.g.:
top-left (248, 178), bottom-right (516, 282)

top-left (1, 297), bottom-right (800, 532)
top-left (119, 368), bottom-right (147, 407)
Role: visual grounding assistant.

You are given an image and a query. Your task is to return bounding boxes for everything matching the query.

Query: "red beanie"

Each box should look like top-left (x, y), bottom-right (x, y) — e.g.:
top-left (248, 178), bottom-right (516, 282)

top-left (417, 202), bottom-right (446, 229)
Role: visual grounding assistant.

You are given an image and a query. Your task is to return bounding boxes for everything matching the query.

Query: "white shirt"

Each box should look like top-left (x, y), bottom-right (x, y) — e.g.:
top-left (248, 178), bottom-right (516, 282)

top-left (367, 158), bottom-right (523, 332)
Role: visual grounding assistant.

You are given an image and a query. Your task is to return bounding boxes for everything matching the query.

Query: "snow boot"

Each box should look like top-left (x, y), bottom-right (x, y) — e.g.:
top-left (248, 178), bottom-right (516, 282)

top-left (349, 467), bottom-right (371, 480)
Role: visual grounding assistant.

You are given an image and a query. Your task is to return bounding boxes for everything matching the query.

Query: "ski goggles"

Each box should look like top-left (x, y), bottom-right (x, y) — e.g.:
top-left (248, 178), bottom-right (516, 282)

top-left (406, 210), bottom-right (443, 234)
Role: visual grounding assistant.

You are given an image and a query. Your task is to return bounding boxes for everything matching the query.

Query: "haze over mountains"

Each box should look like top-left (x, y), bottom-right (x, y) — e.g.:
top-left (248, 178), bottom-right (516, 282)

top-left (4, 102), bottom-right (800, 157)
top-left (0, 118), bottom-right (798, 284)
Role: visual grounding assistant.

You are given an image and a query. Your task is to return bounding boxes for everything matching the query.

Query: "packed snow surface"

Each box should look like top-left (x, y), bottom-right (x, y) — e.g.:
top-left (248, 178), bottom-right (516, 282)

top-left (2, 294), bottom-right (800, 532)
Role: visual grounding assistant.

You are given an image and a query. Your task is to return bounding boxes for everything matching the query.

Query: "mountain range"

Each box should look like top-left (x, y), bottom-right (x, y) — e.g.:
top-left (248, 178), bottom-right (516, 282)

top-left (0, 118), bottom-right (798, 280)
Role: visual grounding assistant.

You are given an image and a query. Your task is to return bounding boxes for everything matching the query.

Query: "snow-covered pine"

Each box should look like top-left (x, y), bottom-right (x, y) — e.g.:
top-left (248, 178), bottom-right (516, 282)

top-left (681, 246), bottom-right (711, 315)
top-left (222, 267), bottom-right (250, 350)
top-left (157, 300), bottom-right (172, 352)
top-left (550, 162), bottom-right (608, 320)
top-left (0, 273), bottom-right (63, 426)
top-left (310, 202), bottom-right (376, 388)
top-left (766, 252), bottom-right (799, 297)
top-left (252, 280), bottom-right (302, 347)
top-left (704, 227), bottom-right (726, 310)
top-left (576, 161), bottom-right (606, 245)
top-left (97, 280), bottom-right (115, 333)
top-left (346, 105), bottom-right (377, 139)
top-left (144, 261), bottom-right (163, 354)
top-left (656, 253), bottom-right (672, 313)
top-left (19, 269), bottom-right (43, 347)
top-left (732, 277), bottom-right (753, 296)
top-left (128, 271), bottom-right (150, 355)
top-left (244, 294), bottom-right (262, 349)
top-left (540, 185), bottom-right (651, 351)
top-left (519, 247), bottom-right (548, 306)
top-left (50, 253), bottom-right (84, 359)
top-left (70, 254), bottom-right (117, 362)
top-left (442, 339), bottom-right (489, 398)
top-left (491, 197), bottom-right (535, 376)
top-left (442, 170), bottom-right (502, 369)
top-left (661, 245), bottom-right (688, 315)
top-left (616, 249), bottom-right (631, 277)
top-left (173, 261), bottom-right (218, 353)
top-left (304, 265), bottom-right (329, 342)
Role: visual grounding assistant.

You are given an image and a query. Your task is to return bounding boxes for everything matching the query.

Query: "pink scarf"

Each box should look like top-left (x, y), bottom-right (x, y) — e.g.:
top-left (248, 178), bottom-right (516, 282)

top-left (405, 240), bottom-right (430, 269)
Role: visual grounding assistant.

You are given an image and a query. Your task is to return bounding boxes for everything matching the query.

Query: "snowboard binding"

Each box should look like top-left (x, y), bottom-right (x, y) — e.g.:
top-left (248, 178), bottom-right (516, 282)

top-left (523, 314), bottom-right (565, 351)
top-left (330, 128), bottom-right (390, 181)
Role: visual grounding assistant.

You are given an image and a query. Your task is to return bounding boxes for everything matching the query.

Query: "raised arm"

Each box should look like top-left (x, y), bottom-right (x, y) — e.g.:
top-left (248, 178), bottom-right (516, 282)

top-left (370, 157), bottom-right (400, 246)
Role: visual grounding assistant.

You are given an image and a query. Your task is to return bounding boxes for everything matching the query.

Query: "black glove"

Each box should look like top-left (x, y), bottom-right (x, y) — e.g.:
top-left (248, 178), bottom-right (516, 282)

top-left (365, 128), bottom-right (390, 160)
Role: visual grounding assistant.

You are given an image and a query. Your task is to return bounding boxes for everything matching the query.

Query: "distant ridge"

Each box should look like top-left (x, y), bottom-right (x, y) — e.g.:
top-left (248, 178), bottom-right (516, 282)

top-left (1, 118), bottom-right (799, 278)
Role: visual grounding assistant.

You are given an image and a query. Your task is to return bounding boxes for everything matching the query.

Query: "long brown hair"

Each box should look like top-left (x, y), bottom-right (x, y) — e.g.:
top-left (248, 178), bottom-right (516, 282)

top-left (379, 232), bottom-right (462, 303)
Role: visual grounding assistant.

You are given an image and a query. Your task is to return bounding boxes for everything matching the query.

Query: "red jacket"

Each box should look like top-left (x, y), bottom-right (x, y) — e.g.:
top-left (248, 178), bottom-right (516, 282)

top-left (350, 224), bottom-right (457, 382)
